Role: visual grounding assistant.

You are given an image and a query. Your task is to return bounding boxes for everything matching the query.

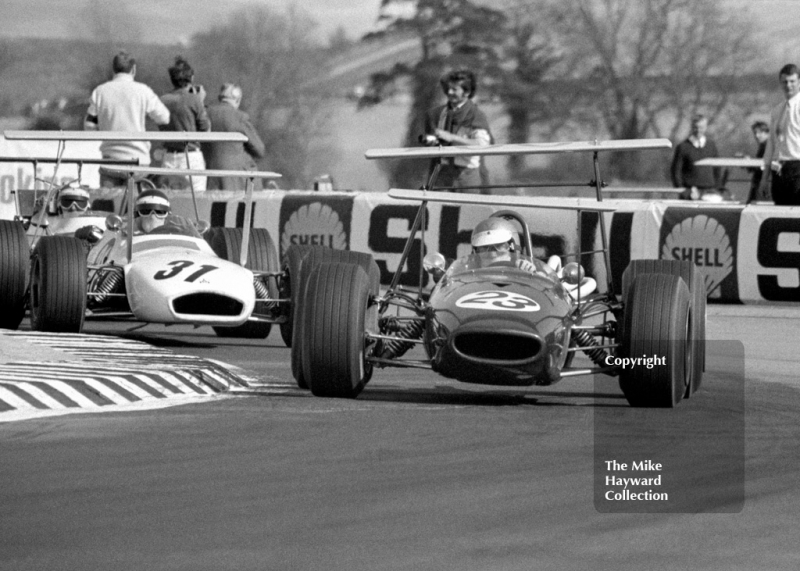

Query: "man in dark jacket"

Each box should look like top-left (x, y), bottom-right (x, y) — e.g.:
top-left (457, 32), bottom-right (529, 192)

top-left (158, 56), bottom-right (210, 190)
top-left (671, 114), bottom-right (721, 200)
top-left (421, 69), bottom-right (492, 193)
top-left (202, 83), bottom-right (266, 190)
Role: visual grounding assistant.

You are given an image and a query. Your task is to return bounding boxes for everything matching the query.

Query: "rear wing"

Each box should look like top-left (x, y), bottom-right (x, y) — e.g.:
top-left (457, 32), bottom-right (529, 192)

top-left (101, 165), bottom-right (282, 266)
top-left (694, 157), bottom-right (763, 168)
top-left (367, 138), bottom-right (672, 297)
top-left (4, 130), bottom-right (252, 236)
top-left (4, 130), bottom-right (247, 143)
top-left (365, 138), bottom-right (672, 160)
top-left (388, 188), bottom-right (617, 212)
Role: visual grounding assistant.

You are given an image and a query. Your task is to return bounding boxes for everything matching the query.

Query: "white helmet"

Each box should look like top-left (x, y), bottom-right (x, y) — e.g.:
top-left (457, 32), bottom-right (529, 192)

top-left (471, 217), bottom-right (517, 252)
top-left (57, 183), bottom-right (91, 215)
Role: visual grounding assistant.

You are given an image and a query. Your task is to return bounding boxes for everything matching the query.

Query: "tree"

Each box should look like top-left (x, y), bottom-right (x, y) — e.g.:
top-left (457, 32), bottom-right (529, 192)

top-left (548, 0), bottom-right (760, 180)
top-left (190, 5), bottom-right (330, 188)
top-left (497, 1), bottom-right (563, 179)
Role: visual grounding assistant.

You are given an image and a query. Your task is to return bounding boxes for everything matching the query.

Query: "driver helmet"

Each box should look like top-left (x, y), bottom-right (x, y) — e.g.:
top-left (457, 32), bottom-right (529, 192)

top-left (135, 189), bottom-right (171, 233)
top-left (57, 183), bottom-right (91, 216)
top-left (471, 217), bottom-right (518, 254)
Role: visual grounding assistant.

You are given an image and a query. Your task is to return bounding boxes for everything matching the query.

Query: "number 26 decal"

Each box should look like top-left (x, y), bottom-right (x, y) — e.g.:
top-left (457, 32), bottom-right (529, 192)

top-left (154, 260), bottom-right (218, 282)
top-left (456, 290), bottom-right (540, 312)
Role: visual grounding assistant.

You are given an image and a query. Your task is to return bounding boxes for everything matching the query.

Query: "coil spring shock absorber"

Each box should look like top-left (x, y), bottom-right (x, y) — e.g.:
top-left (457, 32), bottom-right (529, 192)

top-left (379, 318), bottom-right (425, 359)
top-left (253, 277), bottom-right (276, 310)
top-left (91, 269), bottom-right (123, 306)
top-left (572, 329), bottom-right (609, 367)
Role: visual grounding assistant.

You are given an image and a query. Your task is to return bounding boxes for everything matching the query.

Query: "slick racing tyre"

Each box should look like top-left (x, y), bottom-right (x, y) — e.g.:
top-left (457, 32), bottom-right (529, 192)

top-left (287, 246), bottom-right (380, 390)
top-left (279, 245), bottom-right (315, 349)
top-left (619, 273), bottom-right (691, 408)
top-left (209, 228), bottom-right (278, 339)
top-left (621, 259), bottom-right (705, 397)
top-left (29, 236), bottom-right (87, 333)
top-left (300, 262), bottom-right (376, 399)
top-left (0, 220), bottom-right (30, 330)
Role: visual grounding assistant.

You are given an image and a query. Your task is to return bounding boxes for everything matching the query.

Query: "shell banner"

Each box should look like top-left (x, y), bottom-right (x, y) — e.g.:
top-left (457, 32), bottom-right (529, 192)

top-left (162, 191), bottom-right (800, 304)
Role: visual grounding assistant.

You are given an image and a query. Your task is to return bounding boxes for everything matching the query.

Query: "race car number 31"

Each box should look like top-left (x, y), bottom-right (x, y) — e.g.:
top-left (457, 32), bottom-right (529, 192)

top-left (455, 291), bottom-right (540, 312)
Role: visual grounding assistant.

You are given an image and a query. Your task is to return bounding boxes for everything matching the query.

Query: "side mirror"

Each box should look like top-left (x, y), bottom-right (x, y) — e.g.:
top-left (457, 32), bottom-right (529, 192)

top-left (105, 214), bottom-right (124, 232)
top-left (423, 252), bottom-right (447, 283)
top-left (195, 219), bottom-right (210, 235)
top-left (562, 262), bottom-right (586, 285)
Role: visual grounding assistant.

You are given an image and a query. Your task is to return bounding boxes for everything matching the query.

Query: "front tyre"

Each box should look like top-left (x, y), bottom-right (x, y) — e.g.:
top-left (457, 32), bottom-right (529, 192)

top-left (208, 228), bottom-right (278, 339)
top-left (29, 236), bottom-right (87, 333)
top-left (619, 273), bottom-right (691, 408)
top-left (301, 262), bottom-right (374, 399)
top-left (0, 220), bottom-right (30, 330)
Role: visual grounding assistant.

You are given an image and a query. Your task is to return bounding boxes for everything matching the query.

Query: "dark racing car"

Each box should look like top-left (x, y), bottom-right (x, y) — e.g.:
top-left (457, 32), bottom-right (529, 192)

top-left (289, 139), bottom-right (706, 407)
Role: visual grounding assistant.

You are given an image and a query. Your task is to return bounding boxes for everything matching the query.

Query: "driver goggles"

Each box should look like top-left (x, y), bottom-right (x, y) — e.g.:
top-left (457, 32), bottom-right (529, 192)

top-left (59, 197), bottom-right (89, 211)
top-left (475, 242), bottom-right (511, 254)
top-left (136, 207), bottom-right (169, 218)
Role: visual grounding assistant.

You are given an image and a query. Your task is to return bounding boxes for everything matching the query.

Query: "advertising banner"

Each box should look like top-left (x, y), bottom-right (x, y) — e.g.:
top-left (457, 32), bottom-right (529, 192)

top-left (169, 190), bottom-right (800, 304)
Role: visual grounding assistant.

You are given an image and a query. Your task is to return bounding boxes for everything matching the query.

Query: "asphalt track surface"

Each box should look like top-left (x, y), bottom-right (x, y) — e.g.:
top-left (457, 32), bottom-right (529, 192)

top-left (1, 306), bottom-right (799, 570)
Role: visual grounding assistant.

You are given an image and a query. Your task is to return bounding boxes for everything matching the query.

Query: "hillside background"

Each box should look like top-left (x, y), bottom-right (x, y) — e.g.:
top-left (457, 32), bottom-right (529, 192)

top-left (0, 0), bottom-right (799, 193)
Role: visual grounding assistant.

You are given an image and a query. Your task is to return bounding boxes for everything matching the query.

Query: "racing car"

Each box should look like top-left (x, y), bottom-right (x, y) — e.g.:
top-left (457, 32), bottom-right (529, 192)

top-left (290, 139), bottom-right (706, 408)
top-left (0, 131), bottom-right (294, 339)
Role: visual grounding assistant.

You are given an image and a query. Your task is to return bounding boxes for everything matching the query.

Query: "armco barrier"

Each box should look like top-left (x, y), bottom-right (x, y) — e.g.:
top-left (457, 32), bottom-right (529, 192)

top-left (168, 190), bottom-right (800, 305)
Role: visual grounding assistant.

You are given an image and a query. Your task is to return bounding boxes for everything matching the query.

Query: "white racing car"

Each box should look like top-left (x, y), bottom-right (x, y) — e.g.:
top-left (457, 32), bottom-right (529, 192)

top-left (0, 131), bottom-right (289, 337)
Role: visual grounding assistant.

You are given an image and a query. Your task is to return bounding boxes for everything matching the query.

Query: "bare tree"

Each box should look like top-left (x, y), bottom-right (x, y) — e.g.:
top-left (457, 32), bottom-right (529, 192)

top-left (497, 1), bottom-right (563, 179)
top-left (190, 5), bottom-right (329, 188)
top-left (547, 0), bottom-right (760, 179)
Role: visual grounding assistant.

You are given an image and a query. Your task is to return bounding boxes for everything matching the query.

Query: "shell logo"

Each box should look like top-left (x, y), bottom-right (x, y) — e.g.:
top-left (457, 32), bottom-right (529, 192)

top-left (661, 215), bottom-right (733, 298)
top-left (281, 203), bottom-right (347, 254)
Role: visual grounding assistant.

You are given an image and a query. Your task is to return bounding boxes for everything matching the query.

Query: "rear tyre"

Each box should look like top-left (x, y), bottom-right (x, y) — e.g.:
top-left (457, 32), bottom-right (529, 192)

top-left (0, 220), bottom-right (30, 330)
top-left (288, 246), bottom-right (380, 390)
top-left (279, 245), bottom-right (315, 348)
top-left (621, 259), bottom-right (705, 397)
top-left (29, 236), bottom-right (87, 333)
top-left (619, 273), bottom-right (691, 408)
top-left (301, 262), bottom-right (374, 399)
top-left (209, 228), bottom-right (278, 339)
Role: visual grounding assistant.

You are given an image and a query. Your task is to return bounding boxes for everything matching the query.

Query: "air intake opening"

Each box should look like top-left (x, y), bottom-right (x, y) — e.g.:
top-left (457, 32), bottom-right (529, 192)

top-left (454, 332), bottom-right (541, 361)
top-left (173, 293), bottom-right (243, 316)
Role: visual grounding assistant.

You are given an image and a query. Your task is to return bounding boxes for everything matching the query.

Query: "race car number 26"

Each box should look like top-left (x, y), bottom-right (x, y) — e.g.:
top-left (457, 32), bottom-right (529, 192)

top-left (154, 260), bottom-right (218, 282)
top-left (455, 291), bottom-right (540, 312)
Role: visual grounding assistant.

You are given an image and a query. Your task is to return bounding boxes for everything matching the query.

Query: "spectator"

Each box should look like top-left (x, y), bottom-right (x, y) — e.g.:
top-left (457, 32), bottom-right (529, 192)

top-left (202, 83), bottom-right (266, 191)
top-left (84, 51), bottom-right (170, 188)
top-left (746, 121), bottom-right (770, 203)
top-left (671, 114), bottom-right (721, 201)
top-left (421, 69), bottom-right (492, 193)
top-left (758, 63), bottom-right (800, 206)
top-left (157, 56), bottom-right (211, 191)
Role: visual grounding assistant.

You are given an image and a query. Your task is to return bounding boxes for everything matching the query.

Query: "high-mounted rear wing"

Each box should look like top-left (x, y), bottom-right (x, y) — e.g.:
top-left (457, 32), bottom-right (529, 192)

top-left (365, 138), bottom-right (672, 160)
top-left (388, 188), bottom-right (618, 212)
top-left (102, 165), bottom-right (282, 266)
top-left (694, 157), bottom-right (763, 168)
top-left (4, 130), bottom-right (254, 239)
top-left (366, 138), bottom-right (672, 297)
top-left (3, 130), bottom-right (248, 143)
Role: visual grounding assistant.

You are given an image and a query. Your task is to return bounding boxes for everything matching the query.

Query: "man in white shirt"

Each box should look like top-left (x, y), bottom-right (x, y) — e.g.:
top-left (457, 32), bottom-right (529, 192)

top-left (759, 63), bottom-right (800, 205)
top-left (84, 51), bottom-right (170, 188)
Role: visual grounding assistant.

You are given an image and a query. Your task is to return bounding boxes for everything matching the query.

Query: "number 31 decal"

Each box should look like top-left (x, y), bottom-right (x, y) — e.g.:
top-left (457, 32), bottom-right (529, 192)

top-left (456, 290), bottom-right (540, 312)
top-left (154, 260), bottom-right (218, 282)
